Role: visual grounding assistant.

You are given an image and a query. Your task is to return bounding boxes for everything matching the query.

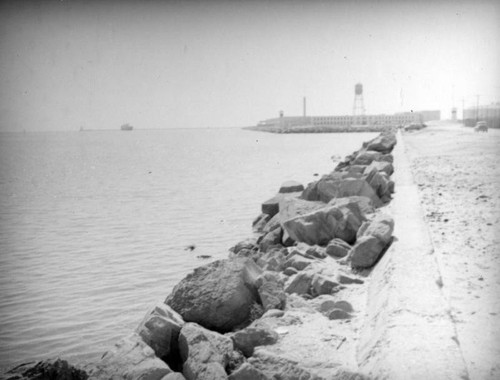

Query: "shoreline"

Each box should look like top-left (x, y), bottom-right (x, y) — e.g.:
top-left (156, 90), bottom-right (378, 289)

top-left (244, 125), bottom-right (393, 134)
top-left (4, 123), bottom-right (497, 379)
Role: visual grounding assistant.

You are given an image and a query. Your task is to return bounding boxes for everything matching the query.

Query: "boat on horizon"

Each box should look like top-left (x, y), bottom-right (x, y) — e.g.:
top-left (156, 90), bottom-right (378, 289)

top-left (121, 123), bottom-right (133, 131)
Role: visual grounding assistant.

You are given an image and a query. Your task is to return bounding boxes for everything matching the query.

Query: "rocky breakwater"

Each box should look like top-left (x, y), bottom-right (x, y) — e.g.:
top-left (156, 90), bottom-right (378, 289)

top-left (1, 130), bottom-right (398, 380)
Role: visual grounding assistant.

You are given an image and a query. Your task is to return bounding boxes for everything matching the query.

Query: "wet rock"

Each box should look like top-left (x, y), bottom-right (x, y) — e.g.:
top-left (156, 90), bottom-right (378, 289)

top-left (285, 272), bottom-right (314, 295)
top-left (283, 205), bottom-right (363, 246)
top-left (279, 180), bottom-right (304, 194)
top-left (231, 326), bottom-right (279, 357)
top-left (178, 323), bottom-right (233, 380)
top-left (136, 303), bottom-right (184, 361)
top-left (227, 363), bottom-right (267, 380)
top-left (88, 333), bottom-right (172, 380)
top-left (326, 238), bottom-right (352, 258)
top-left (3, 359), bottom-right (88, 380)
top-left (165, 258), bottom-right (262, 333)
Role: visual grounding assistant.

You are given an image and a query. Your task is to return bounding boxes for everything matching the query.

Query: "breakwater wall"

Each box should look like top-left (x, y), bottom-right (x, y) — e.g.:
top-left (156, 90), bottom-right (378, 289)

top-left (3, 129), bottom-right (467, 379)
top-left (245, 125), bottom-right (392, 134)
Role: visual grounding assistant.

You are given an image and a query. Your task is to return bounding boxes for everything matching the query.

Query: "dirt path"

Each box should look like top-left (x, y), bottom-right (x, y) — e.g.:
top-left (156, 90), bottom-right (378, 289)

top-left (403, 122), bottom-right (500, 380)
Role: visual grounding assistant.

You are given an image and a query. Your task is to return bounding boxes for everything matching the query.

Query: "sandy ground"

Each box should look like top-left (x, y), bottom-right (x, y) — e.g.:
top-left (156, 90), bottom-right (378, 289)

top-left (403, 122), bottom-right (500, 380)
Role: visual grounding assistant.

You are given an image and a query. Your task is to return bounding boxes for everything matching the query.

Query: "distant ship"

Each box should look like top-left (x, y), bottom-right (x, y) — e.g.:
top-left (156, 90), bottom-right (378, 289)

top-left (120, 123), bottom-right (133, 131)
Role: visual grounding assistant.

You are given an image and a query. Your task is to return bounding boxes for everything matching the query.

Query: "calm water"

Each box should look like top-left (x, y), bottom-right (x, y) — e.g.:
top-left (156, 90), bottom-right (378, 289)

top-left (0, 128), bottom-right (376, 368)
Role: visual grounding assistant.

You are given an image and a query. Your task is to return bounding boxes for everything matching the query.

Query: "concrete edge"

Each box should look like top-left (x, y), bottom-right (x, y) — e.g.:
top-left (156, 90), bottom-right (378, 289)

top-left (356, 131), bottom-right (470, 379)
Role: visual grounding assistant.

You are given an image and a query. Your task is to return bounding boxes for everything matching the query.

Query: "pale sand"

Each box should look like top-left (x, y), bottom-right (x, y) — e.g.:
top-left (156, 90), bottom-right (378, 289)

top-left (404, 122), bottom-right (500, 380)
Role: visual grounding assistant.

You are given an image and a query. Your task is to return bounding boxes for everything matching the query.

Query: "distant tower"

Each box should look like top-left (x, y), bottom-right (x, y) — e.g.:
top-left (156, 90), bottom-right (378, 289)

top-left (353, 83), bottom-right (366, 124)
top-left (303, 97), bottom-right (307, 117)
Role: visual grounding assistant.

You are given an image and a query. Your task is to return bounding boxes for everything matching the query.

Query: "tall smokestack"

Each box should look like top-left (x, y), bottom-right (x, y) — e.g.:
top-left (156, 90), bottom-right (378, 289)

top-left (303, 97), bottom-right (306, 117)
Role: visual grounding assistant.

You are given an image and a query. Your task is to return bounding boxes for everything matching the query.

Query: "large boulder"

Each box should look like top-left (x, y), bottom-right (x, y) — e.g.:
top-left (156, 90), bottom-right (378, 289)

top-left (136, 303), bottom-right (184, 362)
top-left (364, 132), bottom-right (397, 153)
top-left (282, 205), bottom-right (363, 245)
top-left (363, 169), bottom-right (390, 202)
top-left (258, 227), bottom-right (283, 253)
top-left (261, 192), bottom-right (302, 218)
top-left (3, 359), bottom-right (88, 380)
top-left (285, 272), bottom-right (314, 295)
top-left (316, 177), bottom-right (382, 207)
top-left (87, 333), bottom-right (172, 380)
top-left (278, 197), bottom-right (326, 223)
top-left (350, 214), bottom-right (395, 269)
top-left (178, 323), bottom-right (233, 380)
top-left (165, 258), bottom-right (262, 332)
top-left (283, 253), bottom-right (314, 271)
top-left (256, 247), bottom-right (287, 272)
top-left (364, 160), bottom-right (394, 176)
top-left (231, 326), bottom-right (279, 357)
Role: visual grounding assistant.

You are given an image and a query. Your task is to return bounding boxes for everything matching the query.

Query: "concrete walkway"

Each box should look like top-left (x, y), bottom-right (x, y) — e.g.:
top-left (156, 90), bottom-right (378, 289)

top-left (357, 131), bottom-right (470, 379)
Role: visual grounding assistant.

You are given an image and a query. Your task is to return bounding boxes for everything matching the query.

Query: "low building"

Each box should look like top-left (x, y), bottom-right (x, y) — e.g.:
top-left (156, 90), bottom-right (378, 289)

top-left (257, 110), bottom-right (440, 129)
top-left (463, 103), bottom-right (500, 128)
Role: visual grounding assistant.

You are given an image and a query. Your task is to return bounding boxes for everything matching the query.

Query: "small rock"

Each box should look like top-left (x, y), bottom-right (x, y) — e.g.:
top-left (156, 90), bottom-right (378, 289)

top-left (283, 267), bottom-right (298, 276)
top-left (231, 326), bottom-right (279, 357)
top-left (279, 180), bottom-right (304, 194)
top-left (228, 362), bottom-right (268, 380)
top-left (326, 239), bottom-right (351, 258)
top-left (285, 272), bottom-right (314, 295)
top-left (283, 254), bottom-right (314, 271)
top-left (328, 309), bottom-right (352, 320)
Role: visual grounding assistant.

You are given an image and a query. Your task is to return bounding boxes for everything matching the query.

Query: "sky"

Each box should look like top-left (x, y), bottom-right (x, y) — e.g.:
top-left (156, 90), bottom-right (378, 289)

top-left (0, 0), bottom-right (499, 131)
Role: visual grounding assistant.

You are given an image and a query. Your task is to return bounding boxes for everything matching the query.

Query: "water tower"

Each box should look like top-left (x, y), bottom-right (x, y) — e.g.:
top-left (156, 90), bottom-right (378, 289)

top-left (353, 83), bottom-right (366, 120)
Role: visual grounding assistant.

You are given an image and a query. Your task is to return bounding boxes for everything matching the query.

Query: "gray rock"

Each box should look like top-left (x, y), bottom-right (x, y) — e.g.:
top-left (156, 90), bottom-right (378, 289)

top-left (261, 309), bottom-right (285, 319)
top-left (178, 323), bottom-right (233, 380)
top-left (248, 349), bottom-right (320, 380)
top-left (364, 132), bottom-right (397, 154)
top-left (283, 205), bottom-right (363, 246)
top-left (327, 309), bottom-right (352, 320)
top-left (350, 235), bottom-right (387, 269)
top-left (285, 272), bottom-right (314, 295)
top-left (262, 213), bottom-right (281, 233)
top-left (305, 245), bottom-right (327, 259)
top-left (358, 213), bottom-right (395, 244)
top-left (262, 192), bottom-right (302, 217)
top-left (364, 169), bottom-right (390, 201)
top-left (256, 248), bottom-right (287, 272)
top-left (314, 177), bottom-right (383, 207)
top-left (259, 227), bottom-right (283, 253)
top-left (337, 274), bottom-right (364, 284)
top-left (278, 197), bottom-right (326, 223)
top-left (328, 195), bottom-right (374, 216)
top-left (88, 333), bottom-right (172, 380)
top-left (136, 303), bottom-right (184, 360)
top-left (3, 359), bottom-right (88, 380)
top-left (311, 275), bottom-right (339, 296)
top-left (165, 258), bottom-right (262, 332)
top-left (332, 300), bottom-right (354, 313)
top-left (252, 214), bottom-right (271, 233)
top-left (228, 363), bottom-right (267, 380)
top-left (283, 267), bottom-right (299, 276)
top-left (231, 326), bottom-right (279, 357)
top-left (279, 180), bottom-right (304, 194)
top-left (256, 272), bottom-right (286, 311)
top-left (326, 239), bottom-right (351, 258)
top-left (283, 254), bottom-right (314, 271)
top-left (364, 160), bottom-right (394, 176)
top-left (230, 239), bottom-right (258, 256)
top-left (161, 374), bottom-right (186, 380)
top-left (352, 150), bottom-right (383, 165)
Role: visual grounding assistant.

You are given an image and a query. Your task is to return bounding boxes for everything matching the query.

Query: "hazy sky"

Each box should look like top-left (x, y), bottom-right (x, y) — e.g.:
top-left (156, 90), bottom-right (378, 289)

top-left (1, 0), bottom-right (499, 131)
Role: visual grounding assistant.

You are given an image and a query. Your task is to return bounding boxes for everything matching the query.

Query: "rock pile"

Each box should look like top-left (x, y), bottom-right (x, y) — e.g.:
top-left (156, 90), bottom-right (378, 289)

top-left (2, 130), bottom-right (397, 380)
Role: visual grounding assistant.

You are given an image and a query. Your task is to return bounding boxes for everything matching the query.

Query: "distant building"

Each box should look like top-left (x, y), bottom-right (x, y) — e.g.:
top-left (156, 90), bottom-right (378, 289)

top-left (463, 103), bottom-right (500, 128)
top-left (257, 110), bottom-right (440, 128)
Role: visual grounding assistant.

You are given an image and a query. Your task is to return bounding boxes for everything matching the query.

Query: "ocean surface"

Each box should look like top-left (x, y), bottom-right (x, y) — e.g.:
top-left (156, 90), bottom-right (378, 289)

top-left (0, 128), bottom-right (377, 369)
